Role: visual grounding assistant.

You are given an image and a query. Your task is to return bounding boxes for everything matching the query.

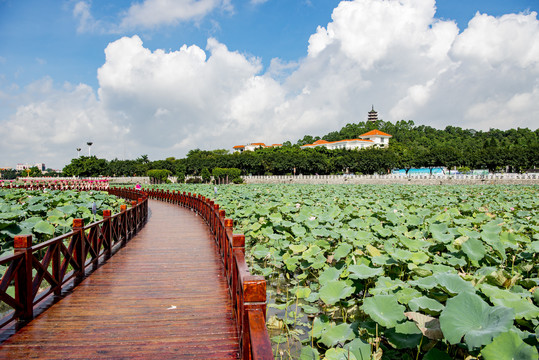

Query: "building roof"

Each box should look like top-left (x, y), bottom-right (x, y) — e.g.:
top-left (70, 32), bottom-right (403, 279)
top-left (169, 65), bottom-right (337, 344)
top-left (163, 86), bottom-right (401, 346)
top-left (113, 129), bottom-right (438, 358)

top-left (232, 145), bottom-right (245, 149)
top-left (250, 143), bottom-right (266, 147)
top-left (359, 130), bottom-right (392, 137)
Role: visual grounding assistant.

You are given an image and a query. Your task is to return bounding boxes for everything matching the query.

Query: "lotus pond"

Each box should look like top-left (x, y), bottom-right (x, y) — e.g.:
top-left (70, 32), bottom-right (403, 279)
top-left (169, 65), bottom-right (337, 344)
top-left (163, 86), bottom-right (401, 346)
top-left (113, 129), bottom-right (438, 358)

top-left (0, 188), bottom-right (127, 256)
top-left (141, 183), bottom-right (539, 360)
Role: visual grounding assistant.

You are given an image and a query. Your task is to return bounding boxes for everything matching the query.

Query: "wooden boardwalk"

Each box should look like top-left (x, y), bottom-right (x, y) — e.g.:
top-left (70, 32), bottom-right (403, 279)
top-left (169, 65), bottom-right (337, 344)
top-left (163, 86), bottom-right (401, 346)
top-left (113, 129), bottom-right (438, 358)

top-left (0, 200), bottom-right (239, 359)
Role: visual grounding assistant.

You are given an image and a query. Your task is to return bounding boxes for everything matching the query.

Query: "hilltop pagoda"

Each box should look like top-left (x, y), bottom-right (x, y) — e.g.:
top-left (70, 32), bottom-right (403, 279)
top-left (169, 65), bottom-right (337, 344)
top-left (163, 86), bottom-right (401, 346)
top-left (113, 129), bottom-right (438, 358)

top-left (368, 106), bottom-right (378, 122)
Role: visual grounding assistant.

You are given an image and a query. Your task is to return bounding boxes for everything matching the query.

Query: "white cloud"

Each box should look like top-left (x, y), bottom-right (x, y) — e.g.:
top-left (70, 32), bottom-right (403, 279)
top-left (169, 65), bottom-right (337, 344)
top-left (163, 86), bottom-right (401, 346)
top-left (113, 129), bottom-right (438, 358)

top-left (73, 0), bottom-right (232, 33)
top-left (73, 1), bottom-right (102, 33)
top-left (2, 0), bottom-right (538, 168)
top-left (118, 0), bottom-right (232, 30)
top-left (0, 78), bottom-right (128, 168)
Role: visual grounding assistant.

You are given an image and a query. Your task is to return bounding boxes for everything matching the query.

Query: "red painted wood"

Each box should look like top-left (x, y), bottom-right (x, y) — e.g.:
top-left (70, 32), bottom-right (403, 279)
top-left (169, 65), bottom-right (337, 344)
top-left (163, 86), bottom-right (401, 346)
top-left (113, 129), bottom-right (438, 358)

top-left (0, 200), bottom-right (239, 359)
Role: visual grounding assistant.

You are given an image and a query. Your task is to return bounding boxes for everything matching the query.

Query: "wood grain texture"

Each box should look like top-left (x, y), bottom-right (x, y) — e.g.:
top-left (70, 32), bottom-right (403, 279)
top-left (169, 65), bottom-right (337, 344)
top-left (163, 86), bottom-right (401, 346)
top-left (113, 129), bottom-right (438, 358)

top-left (0, 200), bottom-right (239, 359)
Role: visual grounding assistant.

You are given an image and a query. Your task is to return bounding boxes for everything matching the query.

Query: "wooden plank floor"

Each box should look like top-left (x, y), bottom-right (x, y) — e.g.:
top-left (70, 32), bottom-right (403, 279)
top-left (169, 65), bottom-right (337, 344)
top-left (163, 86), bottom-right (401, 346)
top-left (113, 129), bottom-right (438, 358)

top-left (0, 200), bottom-right (239, 359)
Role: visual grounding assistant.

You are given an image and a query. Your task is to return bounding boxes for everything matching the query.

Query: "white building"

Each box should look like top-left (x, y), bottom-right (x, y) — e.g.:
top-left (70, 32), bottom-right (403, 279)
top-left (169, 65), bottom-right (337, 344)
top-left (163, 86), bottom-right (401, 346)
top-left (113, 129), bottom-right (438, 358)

top-left (16, 163), bottom-right (46, 171)
top-left (358, 130), bottom-right (392, 147)
top-left (301, 130), bottom-right (392, 150)
top-left (233, 143), bottom-right (282, 153)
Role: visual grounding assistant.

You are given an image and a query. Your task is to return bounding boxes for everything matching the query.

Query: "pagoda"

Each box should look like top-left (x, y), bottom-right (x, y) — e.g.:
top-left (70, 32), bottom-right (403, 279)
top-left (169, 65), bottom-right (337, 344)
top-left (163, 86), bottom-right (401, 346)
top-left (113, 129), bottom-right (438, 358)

top-left (368, 106), bottom-right (378, 122)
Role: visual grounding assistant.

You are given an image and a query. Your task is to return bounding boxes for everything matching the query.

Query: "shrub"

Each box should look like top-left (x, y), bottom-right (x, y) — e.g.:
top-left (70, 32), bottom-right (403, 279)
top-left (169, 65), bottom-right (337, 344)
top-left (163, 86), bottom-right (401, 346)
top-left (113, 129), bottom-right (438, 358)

top-left (147, 169), bottom-right (171, 184)
top-left (212, 167), bottom-right (243, 184)
top-left (201, 168), bottom-right (211, 183)
top-left (176, 172), bottom-right (185, 184)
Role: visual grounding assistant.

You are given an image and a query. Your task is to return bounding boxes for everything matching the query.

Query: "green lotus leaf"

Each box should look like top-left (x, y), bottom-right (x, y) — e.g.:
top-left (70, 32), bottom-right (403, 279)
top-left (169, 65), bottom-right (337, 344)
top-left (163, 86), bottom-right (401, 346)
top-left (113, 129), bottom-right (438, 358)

top-left (299, 346), bottom-right (320, 360)
top-left (33, 220), bottom-right (56, 235)
top-left (398, 236), bottom-right (430, 251)
top-left (361, 294), bottom-right (406, 328)
top-left (319, 323), bottom-right (355, 348)
top-left (301, 304), bottom-right (319, 314)
top-left (385, 322), bottom-right (423, 349)
top-left (333, 243), bottom-right (352, 262)
top-left (342, 338), bottom-right (370, 360)
top-left (295, 287), bottom-right (311, 299)
top-left (291, 224), bottom-right (307, 237)
top-left (461, 237), bottom-right (486, 262)
top-left (410, 251), bottom-right (430, 264)
top-left (395, 287), bottom-right (422, 305)
top-left (439, 292), bottom-right (514, 349)
top-left (283, 255), bottom-right (299, 271)
top-left (312, 316), bottom-right (330, 338)
top-left (347, 264), bottom-right (383, 280)
top-left (27, 204), bottom-right (47, 213)
top-left (371, 255), bottom-right (398, 266)
top-left (47, 208), bottom-right (65, 218)
top-left (0, 211), bottom-right (23, 221)
top-left (252, 245), bottom-right (270, 259)
top-left (302, 245), bottom-right (321, 260)
top-left (409, 275), bottom-right (437, 290)
top-left (408, 296), bottom-right (444, 314)
top-left (489, 297), bottom-right (539, 321)
top-left (434, 272), bottom-right (475, 295)
top-left (370, 277), bottom-right (406, 295)
top-left (319, 267), bottom-right (342, 283)
top-left (57, 204), bottom-right (78, 216)
top-left (289, 244), bottom-right (307, 254)
top-left (481, 229), bottom-right (507, 261)
top-left (324, 348), bottom-right (357, 360)
top-left (481, 331), bottom-right (539, 360)
top-left (319, 280), bottom-right (354, 306)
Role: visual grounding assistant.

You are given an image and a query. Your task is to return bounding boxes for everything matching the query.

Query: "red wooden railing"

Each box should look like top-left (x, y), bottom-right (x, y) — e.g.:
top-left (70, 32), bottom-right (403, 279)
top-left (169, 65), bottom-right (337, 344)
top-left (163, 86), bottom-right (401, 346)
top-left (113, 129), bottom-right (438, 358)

top-left (146, 189), bottom-right (274, 360)
top-left (0, 187), bottom-right (148, 329)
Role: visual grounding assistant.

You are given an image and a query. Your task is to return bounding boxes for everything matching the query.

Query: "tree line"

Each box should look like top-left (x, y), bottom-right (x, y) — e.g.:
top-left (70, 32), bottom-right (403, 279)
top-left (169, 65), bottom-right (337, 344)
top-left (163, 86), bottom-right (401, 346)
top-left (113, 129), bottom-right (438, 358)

top-left (3, 120), bottom-right (535, 180)
top-left (64, 120), bottom-right (539, 177)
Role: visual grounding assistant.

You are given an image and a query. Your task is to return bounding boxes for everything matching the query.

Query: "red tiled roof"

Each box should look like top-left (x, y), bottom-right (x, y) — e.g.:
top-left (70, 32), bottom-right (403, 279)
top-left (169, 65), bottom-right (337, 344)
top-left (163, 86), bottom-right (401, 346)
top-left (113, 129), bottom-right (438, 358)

top-left (233, 145), bottom-right (245, 149)
top-left (359, 130), bottom-right (392, 137)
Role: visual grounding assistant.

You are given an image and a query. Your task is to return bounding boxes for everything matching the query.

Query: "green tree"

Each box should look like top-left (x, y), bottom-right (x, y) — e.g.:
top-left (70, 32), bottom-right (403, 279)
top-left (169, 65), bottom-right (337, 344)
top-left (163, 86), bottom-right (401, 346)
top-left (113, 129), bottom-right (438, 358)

top-left (62, 156), bottom-right (109, 177)
top-left (201, 168), bottom-right (211, 183)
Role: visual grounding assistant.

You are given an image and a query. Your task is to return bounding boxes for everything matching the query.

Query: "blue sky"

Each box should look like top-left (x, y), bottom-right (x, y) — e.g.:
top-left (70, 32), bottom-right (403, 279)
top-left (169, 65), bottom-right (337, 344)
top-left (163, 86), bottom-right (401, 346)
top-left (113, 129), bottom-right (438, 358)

top-left (1, 0), bottom-right (538, 168)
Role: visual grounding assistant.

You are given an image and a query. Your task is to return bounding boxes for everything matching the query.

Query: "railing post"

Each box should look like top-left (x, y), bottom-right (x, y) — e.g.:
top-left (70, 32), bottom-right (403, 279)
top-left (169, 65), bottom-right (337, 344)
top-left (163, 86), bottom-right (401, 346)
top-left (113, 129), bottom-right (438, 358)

top-left (224, 219), bottom-right (234, 285)
top-left (103, 210), bottom-right (112, 258)
top-left (137, 198), bottom-right (144, 230)
top-left (14, 235), bottom-right (34, 321)
top-left (218, 209), bottom-right (226, 253)
top-left (52, 238), bottom-right (61, 298)
top-left (73, 218), bottom-right (85, 283)
top-left (212, 204), bottom-right (219, 235)
top-left (120, 204), bottom-right (128, 245)
top-left (131, 200), bottom-right (137, 235)
top-left (242, 277), bottom-right (268, 360)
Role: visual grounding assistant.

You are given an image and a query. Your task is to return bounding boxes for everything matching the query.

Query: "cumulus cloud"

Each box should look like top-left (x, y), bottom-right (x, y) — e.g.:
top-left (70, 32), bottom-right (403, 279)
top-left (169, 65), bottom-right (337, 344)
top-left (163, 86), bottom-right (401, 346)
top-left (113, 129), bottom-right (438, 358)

top-left (3, 0), bottom-right (539, 168)
top-left (0, 78), bottom-right (128, 168)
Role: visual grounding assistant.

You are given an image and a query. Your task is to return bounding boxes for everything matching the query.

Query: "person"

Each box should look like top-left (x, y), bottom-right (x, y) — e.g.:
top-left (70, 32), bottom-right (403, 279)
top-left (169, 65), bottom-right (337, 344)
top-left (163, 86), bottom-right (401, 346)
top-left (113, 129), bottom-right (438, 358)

top-left (135, 183), bottom-right (142, 190)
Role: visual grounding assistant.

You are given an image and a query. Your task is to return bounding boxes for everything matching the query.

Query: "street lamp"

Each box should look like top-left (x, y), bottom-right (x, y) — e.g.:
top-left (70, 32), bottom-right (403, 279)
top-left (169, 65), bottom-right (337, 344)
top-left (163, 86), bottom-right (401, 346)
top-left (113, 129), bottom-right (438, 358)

top-left (76, 148), bottom-right (81, 157)
top-left (87, 142), bottom-right (93, 157)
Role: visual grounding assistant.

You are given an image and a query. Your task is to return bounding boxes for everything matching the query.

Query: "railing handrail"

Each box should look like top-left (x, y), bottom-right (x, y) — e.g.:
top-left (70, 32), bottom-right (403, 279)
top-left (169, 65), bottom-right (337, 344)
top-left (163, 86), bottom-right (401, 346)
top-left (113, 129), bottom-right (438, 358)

top-left (147, 188), bottom-right (274, 360)
top-left (0, 187), bottom-right (148, 329)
